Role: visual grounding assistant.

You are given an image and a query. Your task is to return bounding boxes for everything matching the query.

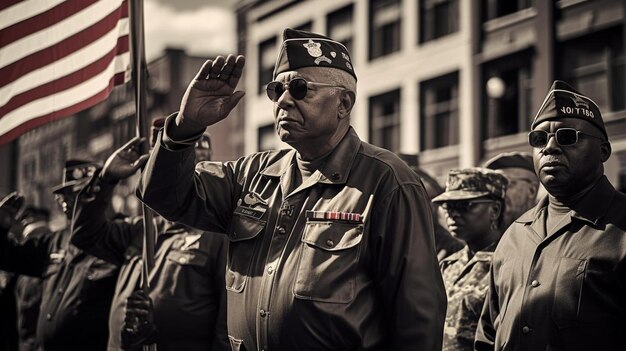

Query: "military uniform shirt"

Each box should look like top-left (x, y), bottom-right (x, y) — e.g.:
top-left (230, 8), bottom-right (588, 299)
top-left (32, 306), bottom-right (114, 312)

top-left (139, 126), bottom-right (446, 351)
top-left (440, 244), bottom-right (495, 351)
top-left (475, 176), bottom-right (626, 351)
top-left (0, 226), bottom-right (117, 351)
top-left (72, 176), bottom-right (229, 351)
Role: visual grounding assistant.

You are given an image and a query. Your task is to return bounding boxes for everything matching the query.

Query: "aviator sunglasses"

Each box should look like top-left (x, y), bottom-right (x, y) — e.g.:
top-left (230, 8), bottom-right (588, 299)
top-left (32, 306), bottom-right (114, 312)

top-left (266, 77), bottom-right (344, 102)
top-left (528, 128), bottom-right (604, 148)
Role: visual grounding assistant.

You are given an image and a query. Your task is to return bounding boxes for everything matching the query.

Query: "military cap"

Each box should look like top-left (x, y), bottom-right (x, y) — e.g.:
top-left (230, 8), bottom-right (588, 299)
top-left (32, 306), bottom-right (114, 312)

top-left (273, 28), bottom-right (356, 81)
top-left (52, 159), bottom-right (100, 194)
top-left (432, 168), bottom-right (508, 203)
top-left (195, 134), bottom-right (211, 151)
top-left (483, 152), bottom-right (534, 173)
top-left (150, 117), bottom-right (166, 147)
top-left (531, 80), bottom-right (607, 138)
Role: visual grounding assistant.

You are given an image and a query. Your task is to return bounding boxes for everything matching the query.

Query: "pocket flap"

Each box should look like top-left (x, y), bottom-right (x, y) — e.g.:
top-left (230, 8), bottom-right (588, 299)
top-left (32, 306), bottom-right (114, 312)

top-left (229, 214), bottom-right (265, 242)
top-left (302, 221), bottom-right (363, 251)
top-left (166, 250), bottom-right (208, 267)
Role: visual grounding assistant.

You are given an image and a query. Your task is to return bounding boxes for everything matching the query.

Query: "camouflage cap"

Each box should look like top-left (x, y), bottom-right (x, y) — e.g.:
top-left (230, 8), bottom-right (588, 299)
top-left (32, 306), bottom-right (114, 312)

top-left (273, 28), bottom-right (356, 81)
top-left (531, 80), bottom-right (607, 139)
top-left (432, 168), bottom-right (508, 203)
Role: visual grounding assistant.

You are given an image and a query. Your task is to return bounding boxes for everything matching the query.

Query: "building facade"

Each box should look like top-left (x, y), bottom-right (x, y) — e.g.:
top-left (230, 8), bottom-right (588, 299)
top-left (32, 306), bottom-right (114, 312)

top-left (235, 0), bottom-right (626, 191)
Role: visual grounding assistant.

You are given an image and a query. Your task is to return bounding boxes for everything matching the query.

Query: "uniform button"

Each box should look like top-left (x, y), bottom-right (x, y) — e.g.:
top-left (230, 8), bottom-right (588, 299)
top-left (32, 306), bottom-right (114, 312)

top-left (57, 288), bottom-right (63, 294)
top-left (531, 280), bottom-right (540, 287)
top-left (46, 313), bottom-right (52, 320)
top-left (326, 239), bottom-right (334, 247)
top-left (267, 266), bottom-right (274, 275)
top-left (259, 309), bottom-right (267, 318)
top-left (522, 326), bottom-right (531, 334)
top-left (277, 226), bottom-right (286, 235)
top-left (179, 257), bottom-right (188, 264)
top-left (331, 172), bottom-right (340, 180)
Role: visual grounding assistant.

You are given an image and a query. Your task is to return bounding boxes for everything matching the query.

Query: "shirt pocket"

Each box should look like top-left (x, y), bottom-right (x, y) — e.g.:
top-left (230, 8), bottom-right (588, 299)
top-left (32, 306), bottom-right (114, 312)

top-left (86, 258), bottom-right (118, 281)
top-left (293, 220), bottom-right (364, 303)
top-left (226, 214), bottom-right (265, 293)
top-left (551, 256), bottom-right (587, 328)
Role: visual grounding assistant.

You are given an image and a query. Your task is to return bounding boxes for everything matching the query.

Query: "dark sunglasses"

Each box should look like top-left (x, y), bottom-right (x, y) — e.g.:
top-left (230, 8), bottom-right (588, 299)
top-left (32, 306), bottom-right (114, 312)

top-left (528, 128), bottom-right (604, 148)
top-left (266, 77), bottom-right (344, 102)
top-left (440, 200), bottom-right (494, 213)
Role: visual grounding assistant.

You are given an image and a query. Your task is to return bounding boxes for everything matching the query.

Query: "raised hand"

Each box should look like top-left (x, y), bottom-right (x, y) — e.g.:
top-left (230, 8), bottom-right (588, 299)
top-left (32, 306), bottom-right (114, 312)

top-left (0, 192), bottom-right (25, 230)
top-left (175, 55), bottom-right (246, 135)
top-left (100, 137), bottom-right (150, 184)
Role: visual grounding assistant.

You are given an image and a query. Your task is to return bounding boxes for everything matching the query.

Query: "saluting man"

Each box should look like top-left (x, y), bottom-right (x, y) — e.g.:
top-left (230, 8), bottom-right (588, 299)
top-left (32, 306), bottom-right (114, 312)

top-left (475, 81), bottom-right (626, 351)
top-left (138, 28), bottom-right (446, 350)
top-left (0, 161), bottom-right (118, 351)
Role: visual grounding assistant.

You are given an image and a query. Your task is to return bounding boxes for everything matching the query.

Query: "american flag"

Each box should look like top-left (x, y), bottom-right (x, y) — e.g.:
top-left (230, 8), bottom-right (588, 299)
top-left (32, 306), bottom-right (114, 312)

top-left (0, 0), bottom-right (131, 145)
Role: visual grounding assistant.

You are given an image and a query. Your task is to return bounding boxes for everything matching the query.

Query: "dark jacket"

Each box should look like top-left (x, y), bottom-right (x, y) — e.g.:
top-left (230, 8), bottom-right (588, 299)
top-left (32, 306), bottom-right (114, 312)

top-left (475, 176), bottom-right (626, 351)
top-left (138, 125), bottom-right (446, 351)
top-left (0, 225), bottom-right (117, 351)
top-left (72, 175), bottom-right (229, 351)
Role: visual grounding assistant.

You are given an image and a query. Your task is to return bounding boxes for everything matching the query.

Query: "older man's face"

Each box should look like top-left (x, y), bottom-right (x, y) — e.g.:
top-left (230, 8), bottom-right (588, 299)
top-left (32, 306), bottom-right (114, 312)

top-left (531, 118), bottom-right (606, 195)
top-left (272, 68), bottom-right (345, 146)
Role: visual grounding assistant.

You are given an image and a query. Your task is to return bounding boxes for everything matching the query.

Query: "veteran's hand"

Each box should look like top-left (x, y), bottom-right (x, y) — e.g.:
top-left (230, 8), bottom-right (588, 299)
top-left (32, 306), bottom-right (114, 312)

top-left (0, 192), bottom-right (25, 230)
top-left (173, 54), bottom-right (246, 139)
top-left (121, 290), bottom-right (156, 349)
top-left (101, 137), bottom-right (150, 184)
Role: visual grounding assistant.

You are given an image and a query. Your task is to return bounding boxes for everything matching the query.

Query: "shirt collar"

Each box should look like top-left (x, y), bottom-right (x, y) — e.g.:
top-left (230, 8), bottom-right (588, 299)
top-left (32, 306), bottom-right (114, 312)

top-left (259, 127), bottom-right (362, 184)
top-left (515, 175), bottom-right (616, 226)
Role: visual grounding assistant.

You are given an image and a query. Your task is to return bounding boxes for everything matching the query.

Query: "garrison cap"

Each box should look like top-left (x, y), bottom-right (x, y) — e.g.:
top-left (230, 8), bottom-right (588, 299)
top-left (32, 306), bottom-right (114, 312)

top-left (52, 159), bottom-right (100, 194)
top-left (432, 168), bottom-right (508, 203)
top-left (273, 28), bottom-right (356, 81)
top-left (483, 152), bottom-right (534, 173)
top-left (532, 80), bottom-right (607, 138)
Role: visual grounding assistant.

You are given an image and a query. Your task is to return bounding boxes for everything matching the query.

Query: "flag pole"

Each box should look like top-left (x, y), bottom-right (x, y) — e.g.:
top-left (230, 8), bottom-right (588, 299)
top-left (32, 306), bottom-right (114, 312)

top-left (128, 0), bottom-right (157, 350)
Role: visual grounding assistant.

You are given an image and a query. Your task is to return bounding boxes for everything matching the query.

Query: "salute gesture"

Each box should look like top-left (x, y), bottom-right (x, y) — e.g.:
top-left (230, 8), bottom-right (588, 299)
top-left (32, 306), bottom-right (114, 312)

top-left (175, 54), bottom-right (246, 139)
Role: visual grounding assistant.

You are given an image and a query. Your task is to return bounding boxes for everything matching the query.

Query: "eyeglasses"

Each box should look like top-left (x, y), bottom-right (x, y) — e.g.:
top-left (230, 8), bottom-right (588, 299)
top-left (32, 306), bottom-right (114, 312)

top-left (266, 77), bottom-right (344, 102)
top-left (528, 128), bottom-right (604, 148)
top-left (440, 200), bottom-right (495, 213)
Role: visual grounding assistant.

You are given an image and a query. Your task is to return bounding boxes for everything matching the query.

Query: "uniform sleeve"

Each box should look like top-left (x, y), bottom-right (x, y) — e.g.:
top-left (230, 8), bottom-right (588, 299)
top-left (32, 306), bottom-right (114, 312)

top-left (137, 119), bottom-right (240, 233)
top-left (71, 174), bottom-right (141, 266)
top-left (370, 183), bottom-right (446, 350)
top-left (0, 225), bottom-right (53, 277)
top-left (474, 266), bottom-right (498, 351)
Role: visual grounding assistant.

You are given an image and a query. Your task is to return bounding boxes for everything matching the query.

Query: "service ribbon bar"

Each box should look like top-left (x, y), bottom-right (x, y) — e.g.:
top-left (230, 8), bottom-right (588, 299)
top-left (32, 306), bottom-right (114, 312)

top-left (306, 210), bottom-right (361, 222)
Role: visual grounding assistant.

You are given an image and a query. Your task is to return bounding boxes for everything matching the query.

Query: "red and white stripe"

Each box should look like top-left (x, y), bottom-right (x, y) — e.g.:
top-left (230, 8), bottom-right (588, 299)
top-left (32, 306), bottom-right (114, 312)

top-left (0, 0), bottom-right (130, 145)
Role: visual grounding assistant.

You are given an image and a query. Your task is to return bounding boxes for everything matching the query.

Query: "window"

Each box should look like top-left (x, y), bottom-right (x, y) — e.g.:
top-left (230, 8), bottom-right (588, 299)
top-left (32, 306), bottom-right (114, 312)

top-left (558, 27), bottom-right (625, 113)
top-left (483, 54), bottom-right (533, 139)
top-left (369, 89), bottom-right (401, 152)
top-left (419, 0), bottom-right (459, 43)
top-left (369, 0), bottom-right (402, 60)
top-left (483, 0), bottom-right (532, 21)
top-left (327, 5), bottom-right (355, 56)
top-left (258, 123), bottom-right (277, 152)
top-left (258, 37), bottom-right (277, 94)
top-left (420, 72), bottom-right (459, 150)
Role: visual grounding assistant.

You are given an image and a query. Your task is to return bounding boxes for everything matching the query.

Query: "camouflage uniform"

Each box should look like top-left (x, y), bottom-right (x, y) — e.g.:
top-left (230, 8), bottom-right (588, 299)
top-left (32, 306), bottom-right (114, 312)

top-left (432, 168), bottom-right (508, 351)
top-left (440, 244), bottom-right (495, 351)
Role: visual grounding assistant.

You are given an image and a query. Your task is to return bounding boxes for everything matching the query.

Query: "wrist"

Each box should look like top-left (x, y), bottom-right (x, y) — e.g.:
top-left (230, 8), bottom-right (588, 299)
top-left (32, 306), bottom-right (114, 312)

top-left (170, 113), bottom-right (207, 141)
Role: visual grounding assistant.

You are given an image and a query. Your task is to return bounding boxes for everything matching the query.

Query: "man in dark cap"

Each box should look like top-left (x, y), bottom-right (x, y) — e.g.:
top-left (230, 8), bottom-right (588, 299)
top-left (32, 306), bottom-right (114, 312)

top-left (475, 80), bottom-right (626, 350)
top-left (0, 161), bottom-right (118, 351)
top-left (483, 151), bottom-right (539, 229)
top-left (137, 28), bottom-right (446, 350)
top-left (71, 121), bottom-right (229, 350)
